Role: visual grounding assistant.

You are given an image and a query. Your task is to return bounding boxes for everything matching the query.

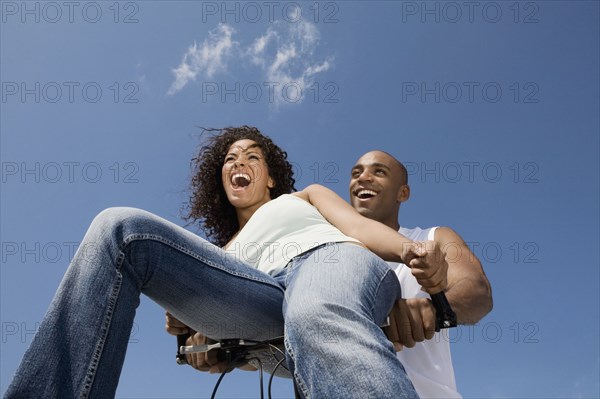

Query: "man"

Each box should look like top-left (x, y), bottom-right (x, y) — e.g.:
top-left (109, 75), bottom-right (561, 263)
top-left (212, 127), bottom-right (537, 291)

top-left (168, 150), bottom-right (492, 396)
top-left (349, 150), bottom-right (493, 398)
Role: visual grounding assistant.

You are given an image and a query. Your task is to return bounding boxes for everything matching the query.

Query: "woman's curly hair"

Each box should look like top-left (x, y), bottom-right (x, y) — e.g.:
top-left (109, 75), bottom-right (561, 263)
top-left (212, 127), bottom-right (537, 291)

top-left (185, 126), bottom-right (296, 247)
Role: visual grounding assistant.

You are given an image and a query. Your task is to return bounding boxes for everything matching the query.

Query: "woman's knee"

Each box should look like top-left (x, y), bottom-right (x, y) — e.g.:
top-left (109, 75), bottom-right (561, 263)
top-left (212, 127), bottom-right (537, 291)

top-left (285, 247), bottom-right (400, 329)
top-left (292, 248), bottom-right (395, 301)
top-left (78, 207), bottom-right (152, 260)
top-left (88, 207), bottom-right (157, 241)
top-left (91, 207), bottom-right (148, 230)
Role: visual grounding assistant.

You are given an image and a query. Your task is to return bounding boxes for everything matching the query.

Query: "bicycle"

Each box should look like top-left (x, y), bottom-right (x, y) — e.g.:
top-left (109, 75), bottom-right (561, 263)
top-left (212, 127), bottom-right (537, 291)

top-left (177, 335), bottom-right (296, 399)
top-left (175, 291), bottom-right (457, 399)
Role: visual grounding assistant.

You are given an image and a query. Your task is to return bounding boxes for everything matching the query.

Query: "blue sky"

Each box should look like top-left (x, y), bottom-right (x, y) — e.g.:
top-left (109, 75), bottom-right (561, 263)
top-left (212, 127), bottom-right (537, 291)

top-left (1, 1), bottom-right (598, 398)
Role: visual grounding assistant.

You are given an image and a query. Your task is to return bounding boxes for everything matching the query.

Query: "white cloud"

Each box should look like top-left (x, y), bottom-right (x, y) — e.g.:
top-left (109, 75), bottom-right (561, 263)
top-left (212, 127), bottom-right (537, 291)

top-left (167, 24), bottom-right (236, 95)
top-left (248, 20), bottom-right (333, 106)
top-left (168, 20), bottom-right (333, 106)
top-left (248, 28), bottom-right (278, 67)
top-left (290, 19), bottom-right (319, 51)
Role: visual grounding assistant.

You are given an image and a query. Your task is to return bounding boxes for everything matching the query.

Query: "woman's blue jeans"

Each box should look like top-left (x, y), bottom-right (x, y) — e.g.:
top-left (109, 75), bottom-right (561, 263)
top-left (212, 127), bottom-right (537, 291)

top-left (5, 207), bottom-right (417, 398)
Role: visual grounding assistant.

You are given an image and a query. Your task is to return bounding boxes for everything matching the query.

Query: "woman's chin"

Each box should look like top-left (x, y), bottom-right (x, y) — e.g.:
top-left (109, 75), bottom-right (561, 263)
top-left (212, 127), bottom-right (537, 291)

top-left (227, 193), bottom-right (254, 209)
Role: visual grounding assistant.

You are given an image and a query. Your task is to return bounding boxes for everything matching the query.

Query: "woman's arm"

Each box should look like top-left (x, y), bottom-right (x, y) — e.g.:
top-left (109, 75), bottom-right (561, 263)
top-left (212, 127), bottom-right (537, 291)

top-left (294, 184), bottom-right (448, 294)
top-left (294, 184), bottom-right (415, 263)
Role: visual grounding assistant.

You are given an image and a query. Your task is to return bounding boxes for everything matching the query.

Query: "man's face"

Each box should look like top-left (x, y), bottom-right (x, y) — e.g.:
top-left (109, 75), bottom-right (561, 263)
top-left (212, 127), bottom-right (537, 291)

top-left (349, 151), bottom-right (408, 224)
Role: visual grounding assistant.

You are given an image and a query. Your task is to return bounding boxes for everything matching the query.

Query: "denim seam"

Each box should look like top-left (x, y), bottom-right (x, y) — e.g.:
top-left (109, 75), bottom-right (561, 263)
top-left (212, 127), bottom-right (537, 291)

top-left (284, 257), bottom-right (297, 288)
top-left (120, 233), bottom-right (283, 290)
top-left (370, 268), bottom-right (391, 325)
top-left (80, 251), bottom-right (124, 399)
top-left (284, 335), bottom-right (310, 399)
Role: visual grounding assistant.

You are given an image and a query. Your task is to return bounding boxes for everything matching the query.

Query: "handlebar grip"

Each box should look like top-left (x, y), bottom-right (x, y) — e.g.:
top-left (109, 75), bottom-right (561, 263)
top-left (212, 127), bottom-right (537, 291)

top-left (430, 292), bottom-right (457, 332)
top-left (176, 333), bottom-right (189, 365)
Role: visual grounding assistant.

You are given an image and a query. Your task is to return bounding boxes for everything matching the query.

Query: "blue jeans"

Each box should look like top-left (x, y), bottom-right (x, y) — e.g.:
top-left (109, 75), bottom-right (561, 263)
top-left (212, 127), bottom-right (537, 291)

top-left (5, 207), bottom-right (417, 399)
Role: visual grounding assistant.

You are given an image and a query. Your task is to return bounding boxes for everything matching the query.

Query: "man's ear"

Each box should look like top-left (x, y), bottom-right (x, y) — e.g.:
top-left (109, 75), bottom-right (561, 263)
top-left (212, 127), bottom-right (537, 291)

top-left (397, 185), bottom-right (410, 203)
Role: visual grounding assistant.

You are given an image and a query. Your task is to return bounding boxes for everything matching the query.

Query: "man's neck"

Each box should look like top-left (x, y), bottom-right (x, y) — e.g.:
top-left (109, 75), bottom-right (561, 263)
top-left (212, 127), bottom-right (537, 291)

top-left (380, 215), bottom-right (400, 231)
top-left (380, 207), bottom-right (401, 231)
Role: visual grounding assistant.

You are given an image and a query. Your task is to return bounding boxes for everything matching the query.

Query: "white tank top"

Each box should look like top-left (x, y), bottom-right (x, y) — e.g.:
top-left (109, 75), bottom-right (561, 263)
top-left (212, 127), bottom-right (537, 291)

top-left (394, 226), bottom-right (461, 398)
top-left (225, 194), bottom-right (360, 275)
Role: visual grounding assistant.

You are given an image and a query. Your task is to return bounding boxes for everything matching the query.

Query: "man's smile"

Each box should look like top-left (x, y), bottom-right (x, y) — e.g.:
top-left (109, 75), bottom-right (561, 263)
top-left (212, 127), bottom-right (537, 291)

top-left (352, 186), bottom-right (380, 202)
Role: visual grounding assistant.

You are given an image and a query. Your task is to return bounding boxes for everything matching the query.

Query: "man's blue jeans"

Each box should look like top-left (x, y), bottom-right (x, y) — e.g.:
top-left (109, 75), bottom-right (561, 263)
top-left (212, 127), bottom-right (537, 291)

top-left (5, 207), bottom-right (417, 398)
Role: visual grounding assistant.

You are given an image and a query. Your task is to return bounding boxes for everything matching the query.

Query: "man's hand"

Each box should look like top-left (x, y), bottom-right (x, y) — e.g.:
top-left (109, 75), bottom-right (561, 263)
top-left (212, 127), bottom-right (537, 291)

top-left (384, 298), bottom-right (436, 351)
top-left (405, 241), bottom-right (448, 294)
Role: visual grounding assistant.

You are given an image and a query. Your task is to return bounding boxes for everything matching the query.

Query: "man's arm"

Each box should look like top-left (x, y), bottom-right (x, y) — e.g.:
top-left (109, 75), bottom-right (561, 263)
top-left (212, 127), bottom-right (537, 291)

top-left (385, 227), bottom-right (492, 350)
top-left (435, 227), bottom-right (493, 324)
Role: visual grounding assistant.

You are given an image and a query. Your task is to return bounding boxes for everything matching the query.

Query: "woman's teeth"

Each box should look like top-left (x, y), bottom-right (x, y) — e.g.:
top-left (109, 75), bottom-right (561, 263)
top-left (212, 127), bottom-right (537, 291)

top-left (232, 173), bottom-right (251, 187)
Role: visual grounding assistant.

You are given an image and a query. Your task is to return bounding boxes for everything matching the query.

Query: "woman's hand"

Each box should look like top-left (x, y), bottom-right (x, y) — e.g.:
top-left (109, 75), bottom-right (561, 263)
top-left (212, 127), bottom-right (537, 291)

top-left (183, 332), bottom-right (224, 372)
top-left (165, 312), bottom-right (256, 373)
top-left (165, 312), bottom-right (190, 336)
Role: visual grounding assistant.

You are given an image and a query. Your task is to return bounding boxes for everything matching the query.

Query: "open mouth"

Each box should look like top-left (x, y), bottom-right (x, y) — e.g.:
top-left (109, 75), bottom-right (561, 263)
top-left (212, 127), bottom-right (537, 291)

top-left (355, 189), bottom-right (378, 199)
top-left (231, 173), bottom-right (251, 188)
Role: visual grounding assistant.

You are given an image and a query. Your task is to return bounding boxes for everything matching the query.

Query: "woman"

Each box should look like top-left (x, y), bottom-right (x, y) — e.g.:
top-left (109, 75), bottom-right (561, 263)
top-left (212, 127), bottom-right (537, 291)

top-left (6, 126), bottom-right (444, 398)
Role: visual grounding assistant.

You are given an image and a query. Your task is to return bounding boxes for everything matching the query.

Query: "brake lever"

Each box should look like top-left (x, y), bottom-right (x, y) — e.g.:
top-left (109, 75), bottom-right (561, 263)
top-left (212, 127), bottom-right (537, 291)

top-left (180, 341), bottom-right (223, 355)
top-left (177, 337), bottom-right (250, 365)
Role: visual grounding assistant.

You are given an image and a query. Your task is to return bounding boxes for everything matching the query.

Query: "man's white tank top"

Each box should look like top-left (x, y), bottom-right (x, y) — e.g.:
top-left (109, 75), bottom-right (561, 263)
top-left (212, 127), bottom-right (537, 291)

top-left (225, 194), bottom-right (360, 275)
top-left (393, 226), bottom-right (461, 398)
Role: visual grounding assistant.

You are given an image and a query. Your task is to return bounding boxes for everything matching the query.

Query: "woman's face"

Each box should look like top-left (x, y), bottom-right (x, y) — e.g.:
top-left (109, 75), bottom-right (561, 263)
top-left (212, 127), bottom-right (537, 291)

top-left (221, 139), bottom-right (274, 213)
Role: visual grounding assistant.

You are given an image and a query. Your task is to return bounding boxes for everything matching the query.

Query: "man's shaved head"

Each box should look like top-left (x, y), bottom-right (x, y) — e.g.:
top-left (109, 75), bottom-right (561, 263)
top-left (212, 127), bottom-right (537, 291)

top-left (363, 151), bottom-right (409, 185)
